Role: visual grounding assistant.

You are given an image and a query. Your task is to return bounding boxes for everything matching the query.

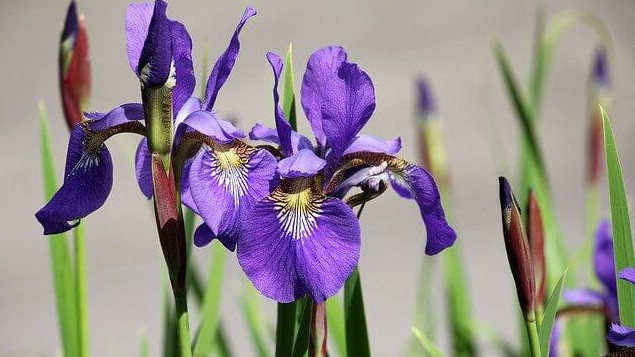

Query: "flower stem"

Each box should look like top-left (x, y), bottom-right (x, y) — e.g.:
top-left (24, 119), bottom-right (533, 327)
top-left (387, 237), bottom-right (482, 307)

top-left (74, 222), bottom-right (89, 357)
top-left (525, 316), bottom-right (541, 357)
top-left (174, 291), bottom-right (193, 357)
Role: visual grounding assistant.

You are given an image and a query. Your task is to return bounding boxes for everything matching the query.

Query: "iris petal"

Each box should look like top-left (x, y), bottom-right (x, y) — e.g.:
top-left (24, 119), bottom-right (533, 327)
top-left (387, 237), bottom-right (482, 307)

top-left (277, 149), bottom-right (326, 179)
top-left (266, 52), bottom-right (293, 156)
top-left (344, 135), bottom-right (401, 156)
top-left (562, 289), bottom-right (605, 306)
top-left (249, 123), bottom-right (313, 153)
top-left (178, 110), bottom-right (245, 145)
top-left (594, 220), bottom-right (616, 296)
top-left (170, 21), bottom-right (195, 113)
top-left (36, 125), bottom-right (114, 234)
top-left (134, 138), bottom-right (153, 199)
top-left (608, 323), bottom-right (635, 347)
top-left (84, 103), bottom-right (144, 131)
top-left (203, 7), bottom-right (256, 110)
top-left (137, 0), bottom-right (172, 86)
top-left (619, 267), bottom-right (635, 285)
top-left (190, 141), bottom-right (276, 250)
top-left (125, 2), bottom-right (153, 75)
top-left (238, 178), bottom-right (360, 303)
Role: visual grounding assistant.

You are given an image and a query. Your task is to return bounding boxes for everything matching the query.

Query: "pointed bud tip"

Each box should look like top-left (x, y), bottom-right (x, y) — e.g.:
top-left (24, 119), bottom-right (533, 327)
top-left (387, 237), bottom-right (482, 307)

top-left (498, 176), bottom-right (512, 210)
top-left (416, 76), bottom-right (436, 118)
top-left (592, 46), bottom-right (610, 88)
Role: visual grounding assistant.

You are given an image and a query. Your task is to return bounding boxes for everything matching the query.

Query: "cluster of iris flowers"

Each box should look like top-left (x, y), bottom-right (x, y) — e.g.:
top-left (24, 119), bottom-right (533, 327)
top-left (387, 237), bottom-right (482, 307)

top-left (34, 0), bottom-right (635, 356)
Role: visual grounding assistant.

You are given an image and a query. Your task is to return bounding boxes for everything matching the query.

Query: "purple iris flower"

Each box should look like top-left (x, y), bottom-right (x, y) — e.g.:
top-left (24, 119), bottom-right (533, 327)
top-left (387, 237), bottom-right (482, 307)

top-left (237, 47), bottom-right (456, 303)
top-left (607, 268), bottom-right (635, 347)
top-left (563, 220), bottom-right (618, 320)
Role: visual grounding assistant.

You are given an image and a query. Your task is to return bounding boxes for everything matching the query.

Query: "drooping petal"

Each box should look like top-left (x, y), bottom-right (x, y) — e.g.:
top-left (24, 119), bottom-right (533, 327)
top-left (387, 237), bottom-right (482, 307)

top-left (193, 222), bottom-right (215, 248)
top-left (327, 153), bottom-right (455, 255)
top-left (301, 46), bottom-right (375, 156)
top-left (189, 141), bottom-right (277, 250)
top-left (343, 135), bottom-right (401, 156)
top-left (237, 178), bottom-right (361, 303)
top-left (178, 110), bottom-right (245, 145)
top-left (619, 267), bottom-right (635, 285)
top-left (137, 0), bottom-right (172, 86)
top-left (249, 123), bottom-right (313, 153)
top-left (36, 125), bottom-right (113, 234)
top-left (594, 219), bottom-right (617, 296)
top-left (203, 7), bottom-right (256, 110)
top-left (135, 138), bottom-right (153, 198)
top-left (170, 21), bottom-right (195, 113)
top-left (277, 149), bottom-right (326, 179)
top-left (608, 323), bottom-right (635, 347)
top-left (266, 52), bottom-right (293, 156)
top-left (84, 103), bottom-right (144, 131)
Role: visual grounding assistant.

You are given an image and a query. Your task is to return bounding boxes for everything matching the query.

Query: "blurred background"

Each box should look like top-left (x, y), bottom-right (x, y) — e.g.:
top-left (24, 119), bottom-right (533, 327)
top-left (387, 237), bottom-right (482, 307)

top-left (2, 0), bottom-right (635, 355)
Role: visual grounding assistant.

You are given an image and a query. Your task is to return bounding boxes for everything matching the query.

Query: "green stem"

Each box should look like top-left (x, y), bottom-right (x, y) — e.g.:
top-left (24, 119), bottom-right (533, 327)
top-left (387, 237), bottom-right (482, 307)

top-left (275, 302), bottom-right (297, 357)
top-left (526, 317), bottom-right (541, 357)
top-left (74, 222), bottom-right (89, 357)
top-left (175, 292), bottom-right (193, 357)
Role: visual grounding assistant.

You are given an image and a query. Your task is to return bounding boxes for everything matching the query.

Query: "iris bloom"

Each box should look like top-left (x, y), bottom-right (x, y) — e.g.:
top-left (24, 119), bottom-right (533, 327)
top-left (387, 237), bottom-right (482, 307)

top-left (235, 47), bottom-right (456, 303)
top-left (607, 268), bottom-right (635, 347)
top-left (563, 220), bottom-right (618, 321)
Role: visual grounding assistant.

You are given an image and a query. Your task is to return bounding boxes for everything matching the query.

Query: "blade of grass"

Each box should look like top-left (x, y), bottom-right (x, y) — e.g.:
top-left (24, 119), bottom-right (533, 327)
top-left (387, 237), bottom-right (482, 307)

top-left (602, 108), bottom-right (635, 327)
top-left (325, 295), bottom-right (346, 357)
top-left (39, 101), bottom-right (79, 357)
top-left (411, 327), bottom-right (445, 357)
top-left (539, 268), bottom-right (568, 357)
top-left (241, 280), bottom-right (272, 357)
top-left (193, 240), bottom-right (228, 356)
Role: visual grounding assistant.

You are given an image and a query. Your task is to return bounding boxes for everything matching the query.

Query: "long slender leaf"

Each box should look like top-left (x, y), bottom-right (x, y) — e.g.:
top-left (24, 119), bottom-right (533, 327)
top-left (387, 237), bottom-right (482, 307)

top-left (39, 101), bottom-right (79, 357)
top-left (411, 327), bottom-right (445, 357)
top-left (193, 241), bottom-right (228, 356)
top-left (241, 280), bottom-right (272, 357)
top-left (74, 222), bottom-right (89, 357)
top-left (276, 302), bottom-right (297, 357)
top-left (344, 267), bottom-right (370, 357)
top-left (283, 44), bottom-right (297, 130)
top-left (325, 296), bottom-right (346, 357)
top-left (162, 283), bottom-right (178, 357)
top-left (292, 299), bottom-right (313, 357)
top-left (602, 108), bottom-right (635, 327)
top-left (539, 268), bottom-right (567, 357)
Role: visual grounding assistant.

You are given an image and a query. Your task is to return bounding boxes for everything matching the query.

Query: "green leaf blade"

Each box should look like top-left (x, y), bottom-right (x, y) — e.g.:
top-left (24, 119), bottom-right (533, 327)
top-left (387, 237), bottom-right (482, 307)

top-left (602, 108), bottom-right (635, 327)
top-left (411, 327), bottom-right (445, 357)
top-left (325, 296), bottom-right (346, 357)
top-left (539, 268), bottom-right (568, 357)
top-left (344, 267), bottom-right (370, 357)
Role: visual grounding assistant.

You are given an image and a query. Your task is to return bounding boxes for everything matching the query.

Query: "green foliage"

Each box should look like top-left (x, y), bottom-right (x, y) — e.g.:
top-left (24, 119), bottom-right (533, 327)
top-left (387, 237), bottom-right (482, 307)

top-left (411, 327), bottom-right (445, 357)
top-left (326, 295), bottom-right (347, 357)
top-left (344, 267), bottom-right (370, 357)
top-left (538, 269), bottom-right (567, 357)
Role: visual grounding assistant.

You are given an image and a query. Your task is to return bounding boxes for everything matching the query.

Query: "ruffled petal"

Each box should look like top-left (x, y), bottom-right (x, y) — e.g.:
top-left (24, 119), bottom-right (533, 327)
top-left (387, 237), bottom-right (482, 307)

top-left (135, 138), bottom-right (153, 199)
top-left (277, 149), bottom-right (326, 179)
top-left (266, 52), bottom-right (293, 156)
top-left (203, 7), bottom-right (256, 110)
top-left (36, 125), bottom-right (113, 234)
top-left (249, 123), bottom-right (313, 153)
top-left (343, 135), bottom-right (401, 156)
top-left (189, 141), bottom-right (277, 250)
top-left (84, 103), bottom-right (144, 131)
top-left (170, 21), bottom-right (195, 113)
top-left (620, 267), bottom-right (635, 285)
top-left (608, 323), bottom-right (635, 347)
top-left (237, 178), bottom-right (360, 303)
top-left (136, 0), bottom-right (173, 86)
top-left (594, 219), bottom-right (617, 296)
top-left (301, 46), bottom-right (375, 156)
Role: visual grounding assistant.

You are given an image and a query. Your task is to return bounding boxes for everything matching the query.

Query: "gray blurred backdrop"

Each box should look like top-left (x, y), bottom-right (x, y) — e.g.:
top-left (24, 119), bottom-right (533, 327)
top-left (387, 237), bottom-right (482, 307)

top-left (2, 0), bottom-right (635, 355)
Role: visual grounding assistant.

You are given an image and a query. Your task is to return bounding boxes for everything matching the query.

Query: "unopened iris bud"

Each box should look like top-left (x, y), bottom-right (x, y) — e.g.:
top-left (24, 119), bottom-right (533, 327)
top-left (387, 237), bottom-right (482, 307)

top-left (587, 46), bottom-right (611, 185)
top-left (415, 77), bottom-right (448, 187)
top-left (499, 177), bottom-right (536, 320)
top-left (59, 1), bottom-right (91, 130)
top-left (526, 190), bottom-right (546, 307)
top-left (592, 46), bottom-right (610, 90)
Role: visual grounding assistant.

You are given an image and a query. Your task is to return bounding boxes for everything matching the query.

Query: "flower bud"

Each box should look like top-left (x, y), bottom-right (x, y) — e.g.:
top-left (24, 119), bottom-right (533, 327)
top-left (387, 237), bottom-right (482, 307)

top-left (415, 77), bottom-right (448, 187)
top-left (587, 47), bottom-right (611, 185)
top-left (59, 1), bottom-right (91, 130)
top-left (526, 190), bottom-right (546, 306)
top-left (499, 177), bottom-right (536, 320)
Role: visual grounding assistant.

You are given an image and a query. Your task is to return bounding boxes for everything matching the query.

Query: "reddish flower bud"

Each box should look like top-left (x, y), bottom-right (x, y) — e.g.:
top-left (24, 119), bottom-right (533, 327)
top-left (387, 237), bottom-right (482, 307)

top-left (60, 1), bottom-right (91, 130)
top-left (526, 190), bottom-right (546, 306)
top-left (499, 177), bottom-right (536, 320)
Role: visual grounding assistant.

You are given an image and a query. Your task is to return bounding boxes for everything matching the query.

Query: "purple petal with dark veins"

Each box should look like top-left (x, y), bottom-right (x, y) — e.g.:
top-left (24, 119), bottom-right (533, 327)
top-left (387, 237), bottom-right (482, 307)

top-left (178, 110), bottom-right (245, 144)
top-left (249, 123), bottom-right (313, 153)
top-left (125, 2), bottom-right (153, 75)
top-left (36, 125), bottom-right (113, 234)
top-left (608, 323), bottom-right (635, 347)
top-left (237, 179), bottom-right (360, 303)
top-left (343, 135), bottom-right (401, 156)
top-left (170, 21), bottom-right (195, 113)
top-left (389, 163), bottom-right (456, 255)
top-left (136, 0), bottom-right (172, 86)
top-left (135, 138), bottom-right (153, 199)
top-left (203, 7), bottom-right (256, 110)
top-left (84, 103), bottom-right (144, 131)
top-left (189, 143), bottom-right (276, 250)
top-left (266, 52), bottom-right (293, 156)
top-left (277, 149), bottom-right (325, 179)
top-left (301, 46), bottom-right (375, 156)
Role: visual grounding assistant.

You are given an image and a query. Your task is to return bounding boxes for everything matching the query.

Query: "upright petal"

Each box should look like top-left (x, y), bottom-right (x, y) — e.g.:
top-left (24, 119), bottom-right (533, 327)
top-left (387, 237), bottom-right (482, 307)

top-left (608, 323), bottom-right (635, 347)
top-left (249, 123), bottom-right (313, 153)
top-left (137, 0), bottom-right (172, 86)
top-left (301, 46), bottom-right (376, 155)
top-left (266, 52), bottom-right (293, 156)
top-left (170, 21), bottom-right (195, 113)
top-left (36, 125), bottom-right (113, 234)
top-left (277, 149), bottom-right (326, 179)
top-left (135, 138), bottom-right (153, 198)
top-left (594, 220), bottom-right (617, 296)
top-left (343, 135), bottom-right (401, 156)
top-left (125, 2), bottom-right (153, 75)
top-left (238, 178), bottom-right (360, 303)
top-left (203, 7), bottom-right (256, 110)
top-left (189, 141), bottom-right (277, 250)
